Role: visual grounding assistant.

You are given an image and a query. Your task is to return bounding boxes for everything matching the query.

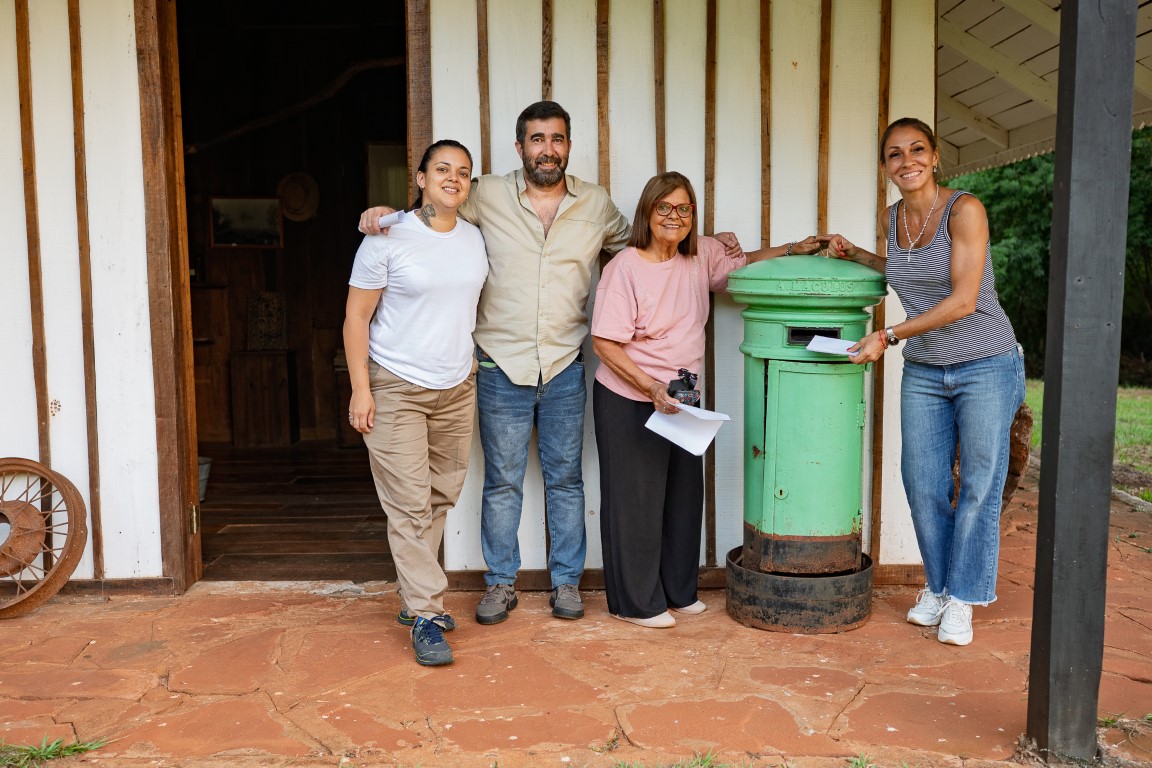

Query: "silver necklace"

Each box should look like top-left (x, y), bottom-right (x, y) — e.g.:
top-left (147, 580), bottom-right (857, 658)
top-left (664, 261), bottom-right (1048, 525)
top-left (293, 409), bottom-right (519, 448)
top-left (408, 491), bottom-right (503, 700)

top-left (901, 184), bottom-right (941, 261)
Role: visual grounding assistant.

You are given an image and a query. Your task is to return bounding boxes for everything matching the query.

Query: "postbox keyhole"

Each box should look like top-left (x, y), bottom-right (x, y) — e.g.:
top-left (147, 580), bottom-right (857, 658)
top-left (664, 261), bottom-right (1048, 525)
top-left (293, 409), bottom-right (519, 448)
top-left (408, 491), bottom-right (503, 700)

top-left (775, 486), bottom-right (788, 499)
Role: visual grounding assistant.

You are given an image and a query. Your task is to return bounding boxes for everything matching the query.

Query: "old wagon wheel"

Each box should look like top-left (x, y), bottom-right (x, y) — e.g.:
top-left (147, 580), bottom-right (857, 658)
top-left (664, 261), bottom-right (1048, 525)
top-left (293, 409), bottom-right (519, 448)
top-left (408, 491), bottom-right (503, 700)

top-left (0, 457), bottom-right (88, 619)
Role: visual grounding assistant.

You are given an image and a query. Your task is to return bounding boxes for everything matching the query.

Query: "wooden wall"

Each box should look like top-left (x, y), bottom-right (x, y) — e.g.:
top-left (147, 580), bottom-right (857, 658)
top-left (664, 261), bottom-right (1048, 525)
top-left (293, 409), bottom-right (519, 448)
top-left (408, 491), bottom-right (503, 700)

top-left (1, 0), bottom-right (164, 579)
top-left (424, 0), bottom-right (936, 580)
top-left (0, 0), bottom-right (936, 586)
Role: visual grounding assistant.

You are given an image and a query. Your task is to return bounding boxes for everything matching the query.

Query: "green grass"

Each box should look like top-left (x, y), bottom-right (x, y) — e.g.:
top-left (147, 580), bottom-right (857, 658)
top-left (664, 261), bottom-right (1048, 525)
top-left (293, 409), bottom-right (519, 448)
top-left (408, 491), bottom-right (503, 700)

top-left (0, 737), bottom-right (107, 767)
top-left (1025, 380), bottom-right (1152, 491)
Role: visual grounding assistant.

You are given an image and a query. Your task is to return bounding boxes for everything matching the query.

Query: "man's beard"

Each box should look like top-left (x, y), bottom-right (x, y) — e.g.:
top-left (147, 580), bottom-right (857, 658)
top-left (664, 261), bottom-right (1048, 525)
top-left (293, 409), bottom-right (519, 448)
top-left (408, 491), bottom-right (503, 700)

top-left (523, 153), bottom-right (566, 186)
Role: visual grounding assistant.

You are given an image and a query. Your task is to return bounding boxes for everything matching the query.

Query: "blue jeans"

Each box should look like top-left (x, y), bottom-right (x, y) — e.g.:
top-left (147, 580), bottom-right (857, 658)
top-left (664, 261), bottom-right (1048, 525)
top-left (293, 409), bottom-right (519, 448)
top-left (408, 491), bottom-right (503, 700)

top-left (476, 348), bottom-right (587, 587)
top-left (900, 349), bottom-right (1025, 605)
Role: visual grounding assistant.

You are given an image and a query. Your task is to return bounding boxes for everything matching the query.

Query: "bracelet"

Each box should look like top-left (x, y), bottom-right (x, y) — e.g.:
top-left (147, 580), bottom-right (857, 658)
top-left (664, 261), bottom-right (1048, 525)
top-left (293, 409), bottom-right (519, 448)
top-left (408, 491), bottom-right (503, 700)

top-left (877, 330), bottom-right (888, 350)
top-left (784, 242), bottom-right (794, 257)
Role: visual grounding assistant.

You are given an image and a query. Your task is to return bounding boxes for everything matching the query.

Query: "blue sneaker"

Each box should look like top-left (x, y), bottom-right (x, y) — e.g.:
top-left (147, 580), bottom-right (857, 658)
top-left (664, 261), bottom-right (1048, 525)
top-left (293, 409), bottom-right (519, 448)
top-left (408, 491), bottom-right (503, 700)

top-left (411, 616), bottom-right (454, 666)
top-left (398, 609), bottom-right (456, 632)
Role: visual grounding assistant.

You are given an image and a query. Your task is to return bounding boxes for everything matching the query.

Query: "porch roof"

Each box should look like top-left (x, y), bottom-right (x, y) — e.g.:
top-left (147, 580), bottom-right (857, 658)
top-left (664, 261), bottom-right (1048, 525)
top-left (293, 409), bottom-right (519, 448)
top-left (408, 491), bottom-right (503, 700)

top-left (937, 0), bottom-right (1152, 178)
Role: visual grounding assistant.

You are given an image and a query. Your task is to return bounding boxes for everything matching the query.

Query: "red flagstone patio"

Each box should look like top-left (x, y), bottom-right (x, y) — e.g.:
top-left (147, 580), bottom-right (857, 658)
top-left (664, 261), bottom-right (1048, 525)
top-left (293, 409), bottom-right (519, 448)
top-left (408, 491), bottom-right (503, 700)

top-left (2, 464), bottom-right (1151, 768)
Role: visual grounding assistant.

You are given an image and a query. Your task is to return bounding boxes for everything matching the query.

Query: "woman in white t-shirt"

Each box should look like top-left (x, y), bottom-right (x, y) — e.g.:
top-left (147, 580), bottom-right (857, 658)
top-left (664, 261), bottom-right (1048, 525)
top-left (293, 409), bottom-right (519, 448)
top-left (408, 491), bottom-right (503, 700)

top-left (343, 140), bottom-right (488, 666)
top-left (591, 171), bottom-right (819, 628)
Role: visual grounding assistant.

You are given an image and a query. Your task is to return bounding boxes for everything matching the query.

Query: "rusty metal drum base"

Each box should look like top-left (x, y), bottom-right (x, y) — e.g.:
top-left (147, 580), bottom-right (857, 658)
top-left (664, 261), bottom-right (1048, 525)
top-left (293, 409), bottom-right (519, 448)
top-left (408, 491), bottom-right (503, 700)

top-left (726, 546), bottom-right (872, 633)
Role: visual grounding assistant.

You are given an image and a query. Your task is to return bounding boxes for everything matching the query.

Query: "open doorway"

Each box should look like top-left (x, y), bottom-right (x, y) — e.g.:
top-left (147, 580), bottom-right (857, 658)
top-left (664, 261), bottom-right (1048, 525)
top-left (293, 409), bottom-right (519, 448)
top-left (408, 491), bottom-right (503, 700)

top-left (175, 0), bottom-right (409, 580)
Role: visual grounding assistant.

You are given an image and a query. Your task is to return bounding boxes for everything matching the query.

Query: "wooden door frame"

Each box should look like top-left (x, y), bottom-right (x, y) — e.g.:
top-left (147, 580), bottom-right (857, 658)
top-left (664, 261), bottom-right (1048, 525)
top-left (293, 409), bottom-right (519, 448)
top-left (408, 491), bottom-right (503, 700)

top-left (136, 0), bottom-right (201, 592)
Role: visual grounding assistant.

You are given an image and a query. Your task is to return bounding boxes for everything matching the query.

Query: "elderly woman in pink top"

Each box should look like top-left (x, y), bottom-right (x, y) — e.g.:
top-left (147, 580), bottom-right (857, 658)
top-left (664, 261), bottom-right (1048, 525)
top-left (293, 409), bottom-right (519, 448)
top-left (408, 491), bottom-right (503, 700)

top-left (591, 171), bottom-right (819, 628)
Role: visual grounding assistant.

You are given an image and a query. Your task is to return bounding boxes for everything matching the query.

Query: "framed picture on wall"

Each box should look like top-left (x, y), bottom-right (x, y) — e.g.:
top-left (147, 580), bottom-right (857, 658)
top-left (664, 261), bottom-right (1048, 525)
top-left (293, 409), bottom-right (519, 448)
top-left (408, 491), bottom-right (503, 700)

top-left (210, 197), bottom-right (283, 248)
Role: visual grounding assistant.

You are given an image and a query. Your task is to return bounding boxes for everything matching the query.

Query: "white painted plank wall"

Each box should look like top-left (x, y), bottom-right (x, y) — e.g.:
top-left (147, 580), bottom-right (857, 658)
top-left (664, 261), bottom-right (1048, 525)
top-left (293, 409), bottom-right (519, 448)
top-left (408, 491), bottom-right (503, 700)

top-left (553, 0), bottom-right (603, 571)
top-left (0, 1), bottom-right (40, 463)
top-left (29, 0), bottom-right (94, 577)
top-left (828, 0), bottom-right (882, 548)
top-left (428, 0), bottom-right (935, 573)
top-left (486, 0), bottom-right (542, 174)
top-left (880, 0), bottom-right (937, 567)
top-left (712, 0), bottom-right (765, 563)
top-left (551, 0), bottom-right (598, 184)
top-left (429, 0), bottom-right (486, 571)
top-left (430, 0), bottom-right (482, 171)
top-left (80, 0), bottom-right (162, 576)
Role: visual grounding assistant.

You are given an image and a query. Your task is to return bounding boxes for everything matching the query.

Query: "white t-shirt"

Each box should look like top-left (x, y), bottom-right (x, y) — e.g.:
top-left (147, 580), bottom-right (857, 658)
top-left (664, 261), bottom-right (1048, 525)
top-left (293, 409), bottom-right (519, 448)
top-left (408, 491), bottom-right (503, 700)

top-left (349, 216), bottom-right (488, 389)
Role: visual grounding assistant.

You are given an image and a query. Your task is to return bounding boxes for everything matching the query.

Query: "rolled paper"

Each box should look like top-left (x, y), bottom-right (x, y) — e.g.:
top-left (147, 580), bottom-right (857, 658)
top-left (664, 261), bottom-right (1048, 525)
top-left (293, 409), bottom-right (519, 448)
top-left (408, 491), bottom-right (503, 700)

top-left (377, 210), bottom-right (408, 228)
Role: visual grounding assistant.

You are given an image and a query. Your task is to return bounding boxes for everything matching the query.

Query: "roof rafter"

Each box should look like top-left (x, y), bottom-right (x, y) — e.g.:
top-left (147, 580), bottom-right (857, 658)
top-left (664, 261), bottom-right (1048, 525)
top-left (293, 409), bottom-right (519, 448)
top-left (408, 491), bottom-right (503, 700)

top-left (939, 93), bottom-right (1010, 147)
top-left (939, 18), bottom-right (1058, 111)
top-left (996, 0), bottom-right (1152, 100)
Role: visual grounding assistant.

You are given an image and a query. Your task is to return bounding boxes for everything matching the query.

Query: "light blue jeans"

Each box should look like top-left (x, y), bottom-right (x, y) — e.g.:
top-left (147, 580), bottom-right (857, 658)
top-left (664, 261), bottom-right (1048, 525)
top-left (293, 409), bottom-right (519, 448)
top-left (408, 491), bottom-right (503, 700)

top-left (900, 348), bottom-right (1025, 605)
top-left (476, 348), bottom-right (587, 588)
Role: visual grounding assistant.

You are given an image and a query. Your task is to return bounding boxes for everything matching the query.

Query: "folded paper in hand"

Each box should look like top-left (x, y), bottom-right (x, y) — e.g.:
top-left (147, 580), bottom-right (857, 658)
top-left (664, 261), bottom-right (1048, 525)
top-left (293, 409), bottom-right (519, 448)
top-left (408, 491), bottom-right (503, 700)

top-left (645, 404), bottom-right (731, 456)
top-left (806, 335), bottom-right (858, 356)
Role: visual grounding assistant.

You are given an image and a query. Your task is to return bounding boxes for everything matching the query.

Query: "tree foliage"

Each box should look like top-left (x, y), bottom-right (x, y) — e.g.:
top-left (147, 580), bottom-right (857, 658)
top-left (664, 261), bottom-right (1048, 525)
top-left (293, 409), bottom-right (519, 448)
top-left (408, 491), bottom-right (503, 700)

top-left (951, 127), bottom-right (1152, 384)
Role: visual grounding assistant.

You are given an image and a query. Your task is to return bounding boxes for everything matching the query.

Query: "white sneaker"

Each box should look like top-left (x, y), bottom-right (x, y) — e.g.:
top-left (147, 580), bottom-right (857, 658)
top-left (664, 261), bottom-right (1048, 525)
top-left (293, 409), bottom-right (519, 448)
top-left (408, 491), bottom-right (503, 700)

top-left (937, 599), bottom-right (974, 646)
top-left (906, 586), bottom-right (946, 626)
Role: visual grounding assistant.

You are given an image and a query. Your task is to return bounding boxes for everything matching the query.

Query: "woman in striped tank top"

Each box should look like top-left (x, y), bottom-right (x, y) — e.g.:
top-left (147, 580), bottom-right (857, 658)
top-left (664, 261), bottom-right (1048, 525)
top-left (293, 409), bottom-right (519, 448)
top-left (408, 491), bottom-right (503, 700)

top-left (821, 118), bottom-right (1025, 647)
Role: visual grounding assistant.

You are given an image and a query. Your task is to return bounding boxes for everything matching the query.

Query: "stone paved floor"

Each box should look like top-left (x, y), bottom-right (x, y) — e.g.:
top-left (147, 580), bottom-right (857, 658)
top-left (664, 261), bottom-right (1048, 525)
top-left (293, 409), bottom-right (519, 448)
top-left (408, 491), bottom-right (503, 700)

top-left (2, 465), bottom-right (1151, 768)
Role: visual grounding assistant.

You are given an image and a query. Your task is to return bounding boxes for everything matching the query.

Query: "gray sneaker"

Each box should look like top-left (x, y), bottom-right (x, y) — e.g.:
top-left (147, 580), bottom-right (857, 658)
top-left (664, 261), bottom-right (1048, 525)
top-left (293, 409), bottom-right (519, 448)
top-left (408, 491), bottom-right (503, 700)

top-left (550, 584), bottom-right (584, 620)
top-left (475, 583), bottom-right (517, 625)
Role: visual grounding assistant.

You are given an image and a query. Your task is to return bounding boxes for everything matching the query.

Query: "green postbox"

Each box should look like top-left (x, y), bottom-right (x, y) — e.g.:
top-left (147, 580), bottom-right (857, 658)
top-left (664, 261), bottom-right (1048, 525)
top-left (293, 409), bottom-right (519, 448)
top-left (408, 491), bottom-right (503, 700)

top-left (725, 255), bottom-right (886, 632)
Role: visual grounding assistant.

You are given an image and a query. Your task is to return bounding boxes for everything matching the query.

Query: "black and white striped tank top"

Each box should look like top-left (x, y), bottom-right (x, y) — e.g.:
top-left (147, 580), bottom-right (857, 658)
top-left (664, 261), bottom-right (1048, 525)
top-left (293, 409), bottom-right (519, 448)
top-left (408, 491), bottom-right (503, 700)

top-left (885, 190), bottom-right (1017, 365)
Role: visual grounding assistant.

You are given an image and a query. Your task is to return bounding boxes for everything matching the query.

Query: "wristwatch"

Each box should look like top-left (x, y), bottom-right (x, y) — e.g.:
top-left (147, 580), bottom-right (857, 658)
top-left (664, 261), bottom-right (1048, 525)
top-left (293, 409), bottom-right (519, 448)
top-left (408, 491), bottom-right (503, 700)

top-left (884, 327), bottom-right (900, 347)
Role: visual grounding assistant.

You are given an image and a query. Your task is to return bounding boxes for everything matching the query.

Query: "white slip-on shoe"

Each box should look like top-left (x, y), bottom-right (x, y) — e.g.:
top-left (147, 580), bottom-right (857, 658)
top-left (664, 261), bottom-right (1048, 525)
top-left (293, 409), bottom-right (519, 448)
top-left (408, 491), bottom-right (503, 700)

top-left (612, 611), bottom-right (676, 628)
top-left (670, 600), bottom-right (707, 615)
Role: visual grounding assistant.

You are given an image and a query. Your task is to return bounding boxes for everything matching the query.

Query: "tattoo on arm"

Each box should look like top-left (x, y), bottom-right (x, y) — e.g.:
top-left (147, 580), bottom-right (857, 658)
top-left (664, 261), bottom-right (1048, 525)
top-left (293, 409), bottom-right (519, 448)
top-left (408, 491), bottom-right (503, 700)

top-left (418, 204), bottom-right (436, 226)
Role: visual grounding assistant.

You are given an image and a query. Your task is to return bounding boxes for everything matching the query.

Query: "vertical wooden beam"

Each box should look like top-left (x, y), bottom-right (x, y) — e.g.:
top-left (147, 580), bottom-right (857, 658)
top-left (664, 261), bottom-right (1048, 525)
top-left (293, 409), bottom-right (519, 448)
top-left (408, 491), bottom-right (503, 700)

top-left (407, 0), bottom-right (433, 195)
top-left (14, 0), bottom-right (50, 469)
top-left (158, 0), bottom-right (200, 586)
top-left (759, 0), bottom-right (770, 247)
top-left (702, 0), bottom-right (717, 567)
top-left (135, 0), bottom-right (200, 590)
top-left (868, 0), bottom-right (892, 568)
top-left (816, 0), bottom-right (831, 234)
top-left (476, 0), bottom-right (491, 174)
top-left (596, 0), bottom-right (611, 192)
top-left (67, 0), bottom-right (103, 578)
top-left (703, 0), bottom-right (717, 237)
top-left (1027, 0), bottom-right (1137, 760)
top-left (541, 0), bottom-right (553, 101)
top-left (653, 0), bottom-right (666, 174)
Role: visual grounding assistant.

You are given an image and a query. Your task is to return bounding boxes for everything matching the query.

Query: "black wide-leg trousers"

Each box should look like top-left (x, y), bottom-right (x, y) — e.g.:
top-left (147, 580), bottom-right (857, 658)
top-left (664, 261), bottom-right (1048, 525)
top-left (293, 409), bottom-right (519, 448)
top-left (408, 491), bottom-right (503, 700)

top-left (593, 381), bottom-right (704, 619)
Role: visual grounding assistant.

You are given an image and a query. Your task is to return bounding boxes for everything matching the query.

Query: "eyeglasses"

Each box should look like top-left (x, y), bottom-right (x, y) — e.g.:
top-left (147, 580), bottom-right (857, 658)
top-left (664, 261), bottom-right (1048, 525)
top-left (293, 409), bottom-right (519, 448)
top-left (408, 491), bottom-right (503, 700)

top-left (655, 202), bottom-right (695, 218)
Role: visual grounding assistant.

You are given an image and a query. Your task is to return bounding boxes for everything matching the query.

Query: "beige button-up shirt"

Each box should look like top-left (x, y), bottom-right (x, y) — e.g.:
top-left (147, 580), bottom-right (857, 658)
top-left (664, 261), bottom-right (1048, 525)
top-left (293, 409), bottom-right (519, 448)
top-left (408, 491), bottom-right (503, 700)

top-left (461, 169), bottom-right (632, 386)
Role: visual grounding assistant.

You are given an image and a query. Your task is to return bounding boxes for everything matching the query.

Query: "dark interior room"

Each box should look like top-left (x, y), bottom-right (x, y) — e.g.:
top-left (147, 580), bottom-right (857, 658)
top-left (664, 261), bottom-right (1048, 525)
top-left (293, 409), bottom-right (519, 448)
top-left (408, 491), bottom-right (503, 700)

top-left (177, 1), bottom-right (408, 580)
